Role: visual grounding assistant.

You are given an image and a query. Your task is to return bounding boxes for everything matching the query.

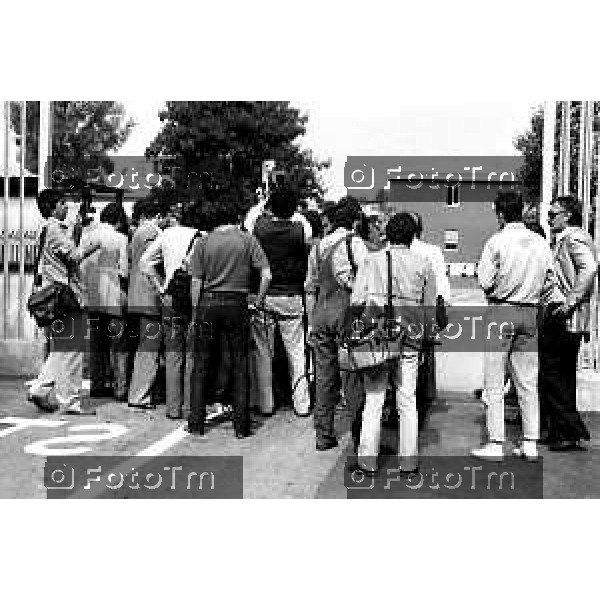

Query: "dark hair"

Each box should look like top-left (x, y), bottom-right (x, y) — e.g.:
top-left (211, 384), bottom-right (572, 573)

top-left (333, 197), bottom-right (363, 230)
top-left (411, 212), bottom-right (423, 237)
top-left (269, 187), bottom-right (297, 219)
top-left (203, 199), bottom-right (240, 229)
top-left (303, 209), bottom-right (324, 239)
top-left (100, 202), bottom-right (127, 226)
top-left (357, 212), bottom-right (370, 241)
top-left (37, 188), bottom-right (65, 219)
top-left (386, 212), bottom-right (417, 245)
top-left (525, 222), bottom-right (546, 238)
top-left (322, 201), bottom-right (337, 224)
top-left (555, 195), bottom-right (583, 227)
top-left (131, 198), bottom-right (163, 221)
top-left (494, 191), bottom-right (523, 222)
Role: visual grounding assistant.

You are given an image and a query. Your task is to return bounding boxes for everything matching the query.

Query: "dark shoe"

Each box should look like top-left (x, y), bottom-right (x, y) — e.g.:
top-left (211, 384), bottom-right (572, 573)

top-left (128, 402), bottom-right (156, 410)
top-left (114, 395), bottom-right (128, 403)
top-left (166, 412), bottom-right (183, 420)
top-left (316, 438), bottom-right (338, 451)
top-left (548, 440), bottom-right (580, 452)
top-left (294, 409), bottom-right (312, 418)
top-left (30, 392), bottom-right (59, 413)
top-left (90, 387), bottom-right (113, 398)
top-left (235, 431), bottom-right (249, 439)
top-left (398, 467), bottom-right (420, 479)
top-left (185, 423), bottom-right (205, 436)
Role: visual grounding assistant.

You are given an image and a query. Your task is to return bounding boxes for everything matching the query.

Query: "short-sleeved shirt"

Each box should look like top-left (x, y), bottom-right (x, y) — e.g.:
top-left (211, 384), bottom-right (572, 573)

top-left (190, 226), bottom-right (269, 294)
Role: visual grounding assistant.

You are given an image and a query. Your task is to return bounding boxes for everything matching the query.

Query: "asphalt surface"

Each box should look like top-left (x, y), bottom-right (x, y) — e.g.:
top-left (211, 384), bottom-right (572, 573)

top-left (1, 378), bottom-right (598, 499)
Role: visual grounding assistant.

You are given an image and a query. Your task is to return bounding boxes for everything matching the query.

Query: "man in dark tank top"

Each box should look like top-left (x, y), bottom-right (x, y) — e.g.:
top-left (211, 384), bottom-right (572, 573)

top-left (250, 187), bottom-right (313, 417)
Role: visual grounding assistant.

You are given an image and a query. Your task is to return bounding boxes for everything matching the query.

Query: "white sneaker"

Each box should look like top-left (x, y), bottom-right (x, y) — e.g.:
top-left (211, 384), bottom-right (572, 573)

top-left (471, 442), bottom-right (504, 461)
top-left (512, 440), bottom-right (539, 461)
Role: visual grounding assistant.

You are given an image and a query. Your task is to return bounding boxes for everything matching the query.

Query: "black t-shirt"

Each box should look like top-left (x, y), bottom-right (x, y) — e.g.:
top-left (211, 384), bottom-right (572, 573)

top-left (253, 217), bottom-right (307, 295)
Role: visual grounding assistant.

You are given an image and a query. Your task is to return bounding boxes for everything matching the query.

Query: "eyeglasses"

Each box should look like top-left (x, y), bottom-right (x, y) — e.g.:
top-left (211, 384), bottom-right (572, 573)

top-left (548, 209), bottom-right (566, 219)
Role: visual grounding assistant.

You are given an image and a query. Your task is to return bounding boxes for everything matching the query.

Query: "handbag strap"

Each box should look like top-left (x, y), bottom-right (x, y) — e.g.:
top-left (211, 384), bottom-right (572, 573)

top-left (386, 249), bottom-right (392, 320)
top-left (33, 226), bottom-right (48, 286)
top-left (345, 234), bottom-right (357, 276)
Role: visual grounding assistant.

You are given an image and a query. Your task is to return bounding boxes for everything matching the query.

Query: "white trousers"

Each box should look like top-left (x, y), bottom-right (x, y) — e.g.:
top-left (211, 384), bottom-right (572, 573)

top-left (358, 349), bottom-right (419, 470)
top-left (250, 295), bottom-right (310, 415)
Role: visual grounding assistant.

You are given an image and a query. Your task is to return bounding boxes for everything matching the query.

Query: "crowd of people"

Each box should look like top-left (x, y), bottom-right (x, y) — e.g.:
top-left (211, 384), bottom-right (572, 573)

top-left (24, 184), bottom-right (597, 474)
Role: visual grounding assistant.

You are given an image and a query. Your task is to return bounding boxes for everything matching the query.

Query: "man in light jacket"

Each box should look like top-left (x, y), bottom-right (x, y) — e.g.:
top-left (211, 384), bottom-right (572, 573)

top-left (540, 195), bottom-right (597, 451)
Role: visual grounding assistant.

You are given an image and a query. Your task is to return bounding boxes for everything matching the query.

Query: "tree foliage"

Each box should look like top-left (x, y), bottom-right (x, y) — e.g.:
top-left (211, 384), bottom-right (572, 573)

top-left (145, 101), bottom-right (329, 218)
top-left (10, 101), bottom-right (134, 182)
top-left (514, 102), bottom-right (600, 206)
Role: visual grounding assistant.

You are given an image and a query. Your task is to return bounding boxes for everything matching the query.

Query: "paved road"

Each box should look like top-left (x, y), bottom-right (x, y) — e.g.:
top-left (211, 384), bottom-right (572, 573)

top-left (1, 378), bottom-right (598, 498)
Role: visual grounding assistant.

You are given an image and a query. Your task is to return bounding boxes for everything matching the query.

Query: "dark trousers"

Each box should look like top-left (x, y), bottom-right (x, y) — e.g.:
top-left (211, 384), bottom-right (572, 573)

top-left (539, 313), bottom-right (590, 442)
top-left (312, 292), bottom-right (366, 445)
top-left (163, 299), bottom-right (191, 418)
top-left (416, 344), bottom-right (436, 429)
top-left (188, 296), bottom-right (251, 434)
top-left (87, 311), bottom-right (128, 400)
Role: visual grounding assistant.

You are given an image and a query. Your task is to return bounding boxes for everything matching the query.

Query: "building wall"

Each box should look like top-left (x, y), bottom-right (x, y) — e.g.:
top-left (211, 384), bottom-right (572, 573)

top-left (388, 180), bottom-right (514, 262)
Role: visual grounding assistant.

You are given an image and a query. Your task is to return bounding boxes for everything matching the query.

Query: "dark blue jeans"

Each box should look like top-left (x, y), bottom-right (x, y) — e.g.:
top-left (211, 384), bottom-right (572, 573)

top-left (188, 295), bottom-right (250, 434)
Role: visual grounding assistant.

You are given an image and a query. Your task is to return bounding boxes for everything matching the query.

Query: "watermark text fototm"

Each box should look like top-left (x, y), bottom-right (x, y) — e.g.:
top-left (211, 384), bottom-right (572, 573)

top-left (44, 456), bottom-right (243, 499)
top-left (344, 456), bottom-right (543, 498)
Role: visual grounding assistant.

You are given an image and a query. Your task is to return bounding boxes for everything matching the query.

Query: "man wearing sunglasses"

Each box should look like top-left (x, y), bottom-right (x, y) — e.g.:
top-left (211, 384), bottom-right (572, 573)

top-left (541, 196), bottom-right (596, 451)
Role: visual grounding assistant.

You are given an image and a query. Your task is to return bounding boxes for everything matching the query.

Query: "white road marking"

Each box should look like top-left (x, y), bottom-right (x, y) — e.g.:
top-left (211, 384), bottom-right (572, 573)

top-left (136, 425), bottom-right (188, 457)
top-left (134, 407), bottom-right (227, 456)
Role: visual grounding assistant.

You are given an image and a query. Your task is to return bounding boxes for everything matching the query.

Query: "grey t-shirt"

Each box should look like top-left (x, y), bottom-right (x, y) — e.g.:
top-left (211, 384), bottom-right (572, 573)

top-left (190, 226), bottom-right (269, 293)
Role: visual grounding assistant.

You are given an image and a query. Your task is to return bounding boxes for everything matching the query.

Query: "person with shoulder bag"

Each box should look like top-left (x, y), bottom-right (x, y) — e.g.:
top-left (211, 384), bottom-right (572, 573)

top-left (351, 212), bottom-right (437, 475)
top-left (304, 198), bottom-right (368, 452)
top-left (27, 189), bottom-right (102, 413)
top-left (140, 201), bottom-right (200, 420)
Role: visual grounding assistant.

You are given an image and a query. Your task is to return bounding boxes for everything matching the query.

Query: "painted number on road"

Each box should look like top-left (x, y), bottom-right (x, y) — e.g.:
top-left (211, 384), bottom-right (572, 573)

top-left (0, 418), bottom-right (128, 456)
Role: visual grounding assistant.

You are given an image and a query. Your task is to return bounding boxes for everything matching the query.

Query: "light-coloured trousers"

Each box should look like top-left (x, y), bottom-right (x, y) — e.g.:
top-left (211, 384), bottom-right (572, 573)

top-left (37, 308), bottom-right (84, 402)
top-left (358, 348), bottom-right (419, 470)
top-left (250, 295), bottom-right (310, 415)
top-left (483, 305), bottom-right (540, 442)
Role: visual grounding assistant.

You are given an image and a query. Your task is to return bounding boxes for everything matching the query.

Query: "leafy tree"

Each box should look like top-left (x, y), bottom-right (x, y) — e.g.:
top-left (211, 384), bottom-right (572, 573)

top-left (145, 101), bottom-right (329, 217)
top-left (514, 102), bottom-right (600, 208)
top-left (10, 101), bottom-right (134, 182)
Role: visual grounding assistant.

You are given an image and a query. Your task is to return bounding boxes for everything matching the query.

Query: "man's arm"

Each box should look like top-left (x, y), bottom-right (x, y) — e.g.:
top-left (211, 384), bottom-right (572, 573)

top-left (477, 237), bottom-right (498, 295)
top-left (304, 244), bottom-right (320, 325)
top-left (256, 267), bottom-right (272, 306)
top-left (565, 230), bottom-right (597, 307)
top-left (49, 224), bottom-right (100, 265)
top-left (334, 236), bottom-right (368, 291)
top-left (139, 235), bottom-right (165, 294)
top-left (430, 245), bottom-right (451, 303)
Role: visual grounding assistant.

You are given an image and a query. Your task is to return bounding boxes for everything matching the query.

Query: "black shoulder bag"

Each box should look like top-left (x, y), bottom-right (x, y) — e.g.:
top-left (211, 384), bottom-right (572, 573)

top-left (27, 227), bottom-right (80, 327)
top-left (164, 232), bottom-right (201, 313)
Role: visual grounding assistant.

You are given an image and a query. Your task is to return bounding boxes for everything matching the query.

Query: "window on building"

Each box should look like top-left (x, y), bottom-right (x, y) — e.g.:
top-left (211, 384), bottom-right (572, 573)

top-left (444, 229), bottom-right (459, 251)
top-left (446, 184), bottom-right (460, 206)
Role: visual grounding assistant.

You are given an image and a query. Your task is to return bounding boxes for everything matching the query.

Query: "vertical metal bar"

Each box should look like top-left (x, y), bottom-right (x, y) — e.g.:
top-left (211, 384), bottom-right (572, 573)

top-left (559, 101), bottom-right (571, 196)
top-left (594, 123), bottom-right (600, 371)
top-left (577, 101), bottom-right (585, 203)
top-left (3, 101), bottom-right (10, 340)
top-left (18, 101), bottom-right (26, 340)
top-left (38, 101), bottom-right (50, 193)
top-left (541, 101), bottom-right (557, 238)
top-left (582, 100), bottom-right (593, 233)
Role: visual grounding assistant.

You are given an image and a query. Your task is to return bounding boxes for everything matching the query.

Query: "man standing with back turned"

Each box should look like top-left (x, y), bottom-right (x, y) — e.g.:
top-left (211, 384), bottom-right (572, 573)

top-left (471, 191), bottom-right (558, 462)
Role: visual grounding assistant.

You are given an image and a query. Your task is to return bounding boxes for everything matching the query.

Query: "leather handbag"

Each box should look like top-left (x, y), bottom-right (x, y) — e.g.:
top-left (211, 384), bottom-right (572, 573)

top-left (27, 227), bottom-right (80, 328)
top-left (164, 231), bottom-right (201, 312)
top-left (338, 249), bottom-right (404, 372)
